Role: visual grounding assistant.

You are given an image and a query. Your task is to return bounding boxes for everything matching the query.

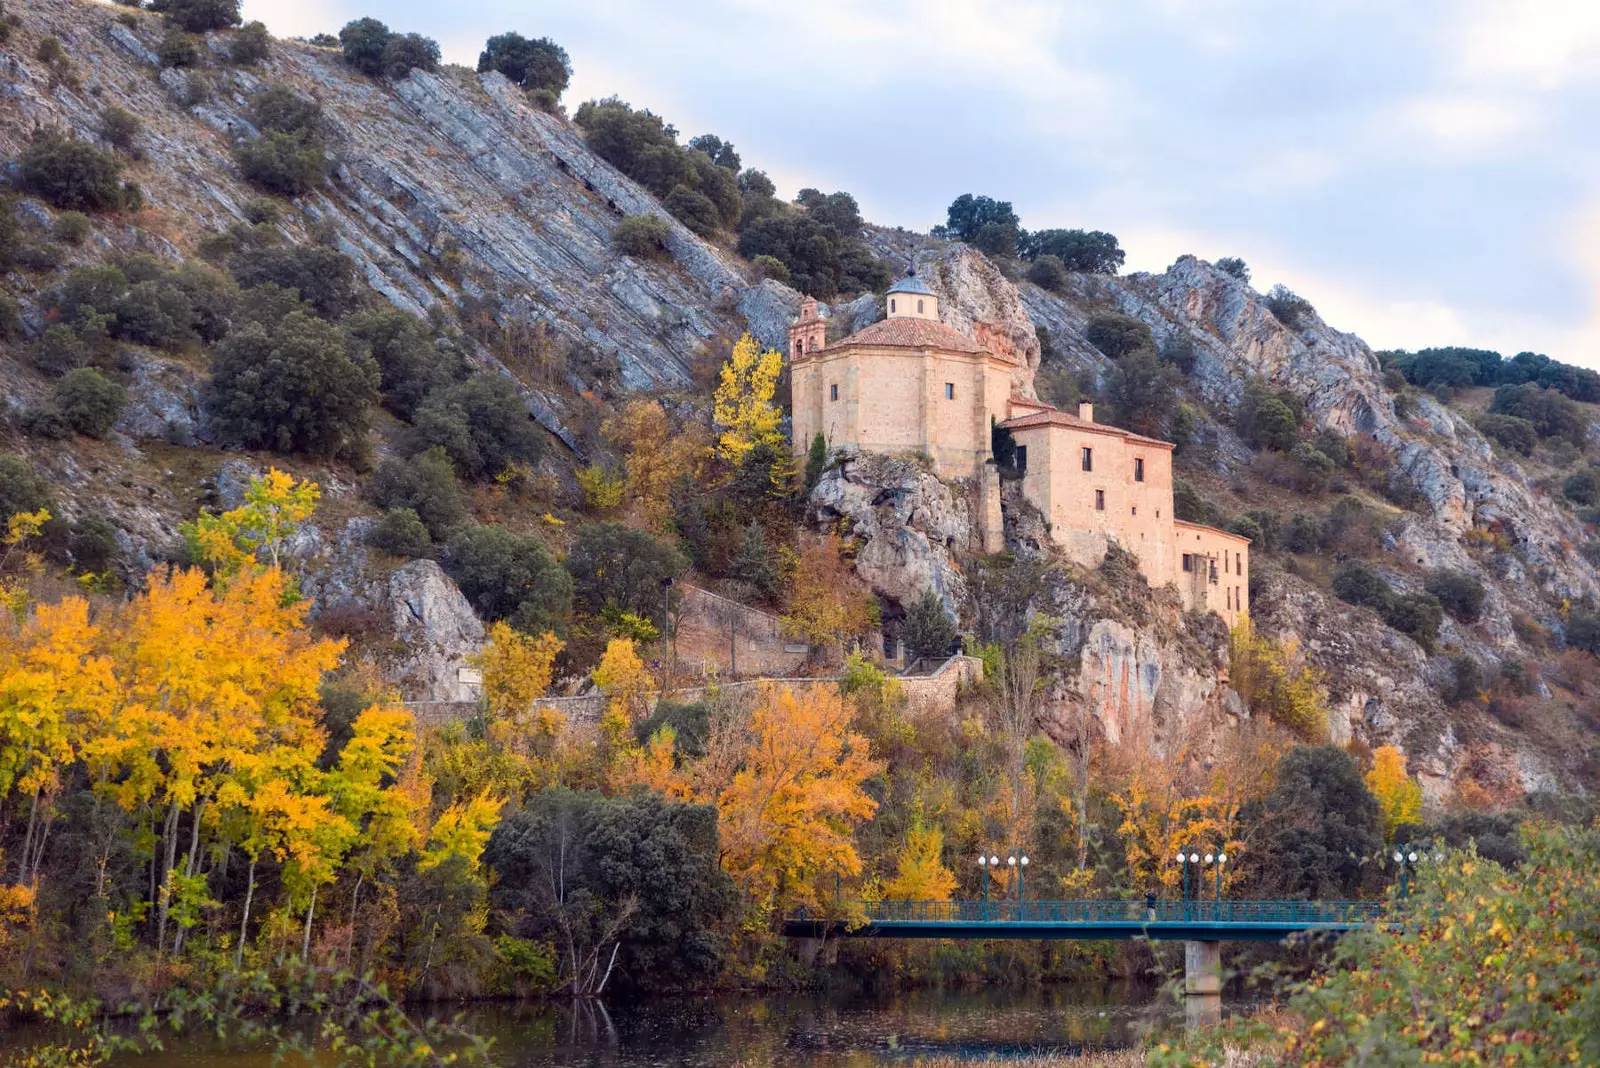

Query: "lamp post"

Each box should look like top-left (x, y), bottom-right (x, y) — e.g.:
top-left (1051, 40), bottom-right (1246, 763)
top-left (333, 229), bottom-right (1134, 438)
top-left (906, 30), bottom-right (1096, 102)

top-left (1214, 852), bottom-right (1227, 904)
top-left (978, 853), bottom-right (999, 918)
top-left (1008, 854), bottom-right (1029, 917)
top-left (1392, 844), bottom-right (1431, 898)
top-left (659, 577), bottom-right (675, 693)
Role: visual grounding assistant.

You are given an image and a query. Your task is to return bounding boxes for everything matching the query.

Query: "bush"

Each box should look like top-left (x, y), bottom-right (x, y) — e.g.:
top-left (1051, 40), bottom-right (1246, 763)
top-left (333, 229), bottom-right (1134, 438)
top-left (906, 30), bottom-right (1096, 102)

top-left (1215, 257), bottom-right (1249, 281)
top-left (114, 280), bottom-right (195, 348)
top-left (1281, 512), bottom-right (1322, 553)
top-left (0, 456), bottom-right (54, 519)
top-left (229, 244), bottom-right (356, 318)
top-left (1331, 561), bottom-right (1392, 611)
top-left (159, 0), bottom-right (240, 32)
top-left (366, 506), bottom-right (432, 558)
top-left (32, 325), bottom-right (88, 376)
top-left (1288, 441), bottom-right (1336, 491)
top-left (1020, 228), bottom-right (1124, 273)
top-left (21, 404), bottom-right (71, 441)
top-left (1568, 606), bottom-right (1600, 655)
top-left (526, 88), bottom-right (560, 113)
top-left (366, 447), bottom-right (467, 540)
top-left (229, 20), bottom-right (270, 64)
top-left (52, 211), bottom-right (91, 245)
top-left (1024, 254), bottom-right (1068, 293)
top-left (158, 28), bottom-right (202, 67)
top-left (408, 375), bottom-right (541, 480)
top-left (1475, 412), bottom-right (1537, 456)
top-left (1105, 347), bottom-right (1180, 437)
top-left (1445, 656), bottom-right (1484, 705)
top-left (206, 311), bottom-right (378, 458)
top-left (345, 308), bottom-right (456, 418)
top-left (1172, 477), bottom-right (1217, 526)
top-left (338, 17), bottom-right (392, 76)
top-left (1226, 514), bottom-right (1264, 545)
top-left (1263, 283), bottom-right (1314, 328)
top-left (751, 254), bottom-right (789, 284)
top-left (242, 198), bottom-right (281, 226)
top-left (1562, 467), bottom-right (1600, 507)
top-left (663, 185), bottom-right (720, 236)
top-left (18, 135), bottom-right (129, 213)
top-left (36, 37), bottom-right (65, 64)
top-left (0, 294), bottom-right (20, 342)
top-left (1425, 568), bottom-right (1486, 623)
top-left (1386, 593), bottom-right (1443, 651)
top-left (477, 32), bottom-right (571, 95)
top-left (250, 85), bottom-right (322, 136)
top-left (1084, 313), bottom-right (1152, 360)
top-left (99, 108), bottom-right (142, 153)
top-left (442, 524), bottom-right (574, 633)
top-left (233, 131), bottom-right (328, 196)
top-left (612, 214), bottom-right (672, 261)
top-left (381, 32), bottom-right (439, 79)
top-left (53, 368), bottom-right (126, 438)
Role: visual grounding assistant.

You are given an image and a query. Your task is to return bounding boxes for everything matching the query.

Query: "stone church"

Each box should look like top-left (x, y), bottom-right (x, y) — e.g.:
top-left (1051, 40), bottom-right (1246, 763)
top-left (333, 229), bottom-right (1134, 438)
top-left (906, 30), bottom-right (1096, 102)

top-left (789, 271), bottom-right (1250, 625)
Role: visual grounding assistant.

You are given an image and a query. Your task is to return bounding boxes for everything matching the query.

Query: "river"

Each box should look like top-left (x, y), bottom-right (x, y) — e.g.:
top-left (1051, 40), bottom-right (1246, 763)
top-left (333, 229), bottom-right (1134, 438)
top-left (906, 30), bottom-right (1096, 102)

top-left (91, 985), bottom-right (1245, 1066)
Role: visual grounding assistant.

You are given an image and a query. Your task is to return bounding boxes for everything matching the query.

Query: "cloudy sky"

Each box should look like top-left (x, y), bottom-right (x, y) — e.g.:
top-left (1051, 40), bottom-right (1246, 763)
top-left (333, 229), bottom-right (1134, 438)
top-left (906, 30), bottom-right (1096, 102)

top-left (245, 0), bottom-right (1600, 369)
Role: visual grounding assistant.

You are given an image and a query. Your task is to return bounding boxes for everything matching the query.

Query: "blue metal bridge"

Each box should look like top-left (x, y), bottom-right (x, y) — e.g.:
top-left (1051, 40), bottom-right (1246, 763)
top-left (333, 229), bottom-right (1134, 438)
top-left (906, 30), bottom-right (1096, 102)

top-left (783, 899), bottom-right (1384, 943)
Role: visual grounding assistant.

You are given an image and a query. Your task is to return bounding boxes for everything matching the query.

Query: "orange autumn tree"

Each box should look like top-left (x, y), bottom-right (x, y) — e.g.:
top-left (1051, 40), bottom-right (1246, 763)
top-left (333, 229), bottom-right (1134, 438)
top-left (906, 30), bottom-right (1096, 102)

top-left (1366, 744), bottom-right (1423, 842)
top-left (782, 534), bottom-right (875, 659)
top-left (603, 399), bottom-right (711, 529)
top-left (472, 621), bottom-right (563, 719)
top-left (715, 684), bottom-right (880, 914)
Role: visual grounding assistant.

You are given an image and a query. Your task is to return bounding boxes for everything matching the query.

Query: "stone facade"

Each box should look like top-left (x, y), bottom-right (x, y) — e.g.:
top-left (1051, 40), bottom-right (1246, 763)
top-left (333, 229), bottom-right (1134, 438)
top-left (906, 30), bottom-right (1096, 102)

top-left (789, 278), bottom-right (1249, 625)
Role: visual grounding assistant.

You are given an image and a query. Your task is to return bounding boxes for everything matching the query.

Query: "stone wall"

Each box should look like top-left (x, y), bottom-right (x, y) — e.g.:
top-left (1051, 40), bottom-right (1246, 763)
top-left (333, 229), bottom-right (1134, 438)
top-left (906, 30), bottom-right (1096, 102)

top-left (671, 584), bottom-right (813, 679)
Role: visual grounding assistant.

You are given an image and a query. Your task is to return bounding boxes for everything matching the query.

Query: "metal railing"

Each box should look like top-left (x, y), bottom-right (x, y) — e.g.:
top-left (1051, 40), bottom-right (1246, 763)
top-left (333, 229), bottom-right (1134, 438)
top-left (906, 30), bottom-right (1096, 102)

top-left (809, 899), bottom-right (1384, 926)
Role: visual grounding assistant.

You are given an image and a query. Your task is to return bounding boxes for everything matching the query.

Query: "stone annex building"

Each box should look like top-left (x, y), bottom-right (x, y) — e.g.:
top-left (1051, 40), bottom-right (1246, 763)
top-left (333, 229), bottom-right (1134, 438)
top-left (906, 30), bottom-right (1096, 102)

top-left (789, 271), bottom-right (1250, 626)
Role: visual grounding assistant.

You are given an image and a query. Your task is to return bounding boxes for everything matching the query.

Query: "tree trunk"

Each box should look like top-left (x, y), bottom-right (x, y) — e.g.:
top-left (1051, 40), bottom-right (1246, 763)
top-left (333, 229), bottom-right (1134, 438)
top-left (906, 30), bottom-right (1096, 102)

top-left (156, 800), bottom-right (180, 953)
top-left (170, 802), bottom-right (207, 956)
top-left (300, 884), bottom-right (317, 963)
top-left (345, 873), bottom-right (364, 965)
top-left (17, 789), bottom-right (39, 884)
top-left (235, 856), bottom-right (256, 970)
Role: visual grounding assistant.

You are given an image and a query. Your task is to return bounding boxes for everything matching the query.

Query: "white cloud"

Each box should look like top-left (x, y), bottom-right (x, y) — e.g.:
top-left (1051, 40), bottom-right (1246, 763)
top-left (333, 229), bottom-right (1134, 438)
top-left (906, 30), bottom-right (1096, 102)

top-left (1394, 95), bottom-right (1531, 152)
top-left (1460, 0), bottom-right (1600, 90)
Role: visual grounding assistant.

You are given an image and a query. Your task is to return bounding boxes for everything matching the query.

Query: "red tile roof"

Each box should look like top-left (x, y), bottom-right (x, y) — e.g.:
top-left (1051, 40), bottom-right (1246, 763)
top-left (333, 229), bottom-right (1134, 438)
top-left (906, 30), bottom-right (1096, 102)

top-left (827, 317), bottom-right (987, 354)
top-left (999, 407), bottom-right (1175, 449)
top-left (1174, 519), bottom-right (1253, 543)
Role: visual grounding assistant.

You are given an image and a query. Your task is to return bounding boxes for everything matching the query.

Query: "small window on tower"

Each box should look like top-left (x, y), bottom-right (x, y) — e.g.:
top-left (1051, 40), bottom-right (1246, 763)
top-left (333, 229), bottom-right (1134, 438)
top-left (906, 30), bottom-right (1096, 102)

top-left (1134, 457), bottom-right (1144, 482)
top-left (1095, 489), bottom-right (1105, 511)
top-left (890, 299), bottom-right (897, 313)
top-left (945, 382), bottom-right (955, 400)
top-left (1182, 554), bottom-right (1192, 572)
top-left (1081, 447), bottom-right (1093, 472)
top-left (794, 341), bottom-right (802, 358)
top-left (918, 299), bottom-right (925, 313)
top-left (1015, 445), bottom-right (1027, 471)
top-left (830, 383), bottom-right (838, 401)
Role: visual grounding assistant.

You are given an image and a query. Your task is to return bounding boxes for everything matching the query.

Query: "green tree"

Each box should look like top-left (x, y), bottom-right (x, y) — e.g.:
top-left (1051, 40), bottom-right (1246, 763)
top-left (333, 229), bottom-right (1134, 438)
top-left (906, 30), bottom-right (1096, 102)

top-left (230, 245), bottom-right (355, 318)
top-left (408, 375), bottom-right (542, 481)
top-left (565, 522), bottom-right (687, 627)
top-left (940, 193), bottom-right (1021, 247)
top-left (728, 521), bottom-right (776, 598)
top-left (1106, 347), bottom-right (1181, 437)
top-left (485, 789), bottom-right (735, 994)
top-left (381, 33), bottom-right (440, 79)
top-left (158, 29), bottom-right (202, 68)
top-left (206, 311), bottom-right (379, 459)
top-left (158, 0), bottom-right (241, 32)
top-left (1020, 228), bottom-right (1124, 273)
top-left (1562, 467), bottom-right (1600, 506)
top-left (802, 432), bottom-right (829, 492)
top-left (1331, 561), bottom-right (1392, 612)
top-left (1425, 568), bottom-right (1486, 623)
top-left (687, 134), bottom-right (740, 171)
top-left (442, 524), bottom-right (574, 633)
top-left (1025, 254), bottom-right (1068, 293)
top-left (52, 368), bottom-right (126, 439)
top-left (338, 17), bottom-right (392, 76)
top-left (477, 32), bottom-right (571, 95)
top-left (18, 135), bottom-right (129, 213)
top-left (1215, 257), bottom-right (1249, 281)
top-left (367, 507), bottom-right (432, 558)
top-left (1489, 383), bottom-right (1587, 444)
top-left (612, 214), bottom-right (672, 261)
top-left (901, 588), bottom-right (957, 662)
top-left (345, 308), bottom-right (458, 418)
top-left (1084, 313), bottom-right (1153, 360)
top-left (230, 21), bottom-right (271, 64)
top-left (1264, 283), bottom-right (1315, 328)
top-left (1241, 745), bottom-right (1381, 899)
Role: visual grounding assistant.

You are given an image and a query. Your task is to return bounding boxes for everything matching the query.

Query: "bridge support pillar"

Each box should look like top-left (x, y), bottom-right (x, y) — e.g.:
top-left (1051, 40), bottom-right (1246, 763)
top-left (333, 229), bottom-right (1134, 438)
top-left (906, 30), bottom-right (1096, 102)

top-left (1183, 940), bottom-right (1222, 996)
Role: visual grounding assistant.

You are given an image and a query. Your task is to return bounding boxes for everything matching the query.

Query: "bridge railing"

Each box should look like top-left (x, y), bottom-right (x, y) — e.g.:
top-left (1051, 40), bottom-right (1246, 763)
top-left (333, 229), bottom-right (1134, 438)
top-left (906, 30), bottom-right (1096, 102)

top-left (823, 899), bottom-right (1384, 925)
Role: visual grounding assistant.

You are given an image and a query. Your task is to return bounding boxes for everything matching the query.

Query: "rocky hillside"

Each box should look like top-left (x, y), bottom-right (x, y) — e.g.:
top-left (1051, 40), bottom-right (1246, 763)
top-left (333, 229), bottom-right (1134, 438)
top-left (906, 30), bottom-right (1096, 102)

top-left (0, 0), bottom-right (1594, 799)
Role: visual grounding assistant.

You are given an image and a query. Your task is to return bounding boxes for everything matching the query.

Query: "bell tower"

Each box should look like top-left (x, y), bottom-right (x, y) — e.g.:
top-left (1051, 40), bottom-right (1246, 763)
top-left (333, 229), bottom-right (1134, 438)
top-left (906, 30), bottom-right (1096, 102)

top-left (789, 296), bottom-right (827, 360)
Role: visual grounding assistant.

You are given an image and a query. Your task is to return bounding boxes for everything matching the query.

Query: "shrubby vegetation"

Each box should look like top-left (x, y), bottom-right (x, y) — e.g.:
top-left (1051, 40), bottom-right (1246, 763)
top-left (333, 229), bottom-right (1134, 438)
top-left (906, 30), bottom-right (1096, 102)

top-left (337, 17), bottom-right (440, 80)
top-left (443, 522), bottom-right (574, 633)
top-left (1384, 344), bottom-right (1600, 405)
top-left (233, 86), bottom-right (330, 196)
top-left (737, 188), bottom-right (890, 298)
top-left (478, 32), bottom-right (571, 97)
top-left (407, 375), bottom-right (542, 480)
top-left (366, 447), bottom-right (468, 541)
top-left (18, 134), bottom-right (136, 213)
top-left (933, 193), bottom-right (1126, 274)
top-left (1332, 561), bottom-right (1445, 650)
top-left (153, 0), bottom-right (241, 32)
top-left (612, 214), bottom-right (672, 261)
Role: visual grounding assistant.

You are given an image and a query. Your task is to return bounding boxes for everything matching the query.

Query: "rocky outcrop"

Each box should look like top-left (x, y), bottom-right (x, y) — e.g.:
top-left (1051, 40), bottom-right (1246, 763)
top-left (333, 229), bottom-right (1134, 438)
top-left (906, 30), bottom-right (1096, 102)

top-left (385, 559), bottom-right (485, 703)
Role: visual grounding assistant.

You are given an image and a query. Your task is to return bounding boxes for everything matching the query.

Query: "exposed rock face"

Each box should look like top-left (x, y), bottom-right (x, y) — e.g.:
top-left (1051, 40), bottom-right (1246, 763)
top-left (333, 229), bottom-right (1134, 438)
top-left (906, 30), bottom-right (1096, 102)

top-left (385, 560), bottom-right (485, 703)
top-left (809, 453), bottom-right (974, 616)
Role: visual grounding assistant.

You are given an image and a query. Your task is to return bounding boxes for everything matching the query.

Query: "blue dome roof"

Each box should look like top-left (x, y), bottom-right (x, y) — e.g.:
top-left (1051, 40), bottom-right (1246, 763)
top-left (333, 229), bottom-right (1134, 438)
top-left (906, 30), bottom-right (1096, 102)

top-left (887, 270), bottom-right (936, 296)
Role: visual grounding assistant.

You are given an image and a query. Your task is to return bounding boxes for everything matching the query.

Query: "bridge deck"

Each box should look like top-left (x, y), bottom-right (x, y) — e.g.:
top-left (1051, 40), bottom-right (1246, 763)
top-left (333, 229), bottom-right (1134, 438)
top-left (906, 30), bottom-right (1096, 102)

top-left (783, 900), bottom-right (1383, 943)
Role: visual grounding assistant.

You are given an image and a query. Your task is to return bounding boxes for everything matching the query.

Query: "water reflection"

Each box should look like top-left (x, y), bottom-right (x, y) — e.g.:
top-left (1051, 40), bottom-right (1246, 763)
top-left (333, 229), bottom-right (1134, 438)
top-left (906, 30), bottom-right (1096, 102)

top-left (457, 985), bottom-right (1229, 1067)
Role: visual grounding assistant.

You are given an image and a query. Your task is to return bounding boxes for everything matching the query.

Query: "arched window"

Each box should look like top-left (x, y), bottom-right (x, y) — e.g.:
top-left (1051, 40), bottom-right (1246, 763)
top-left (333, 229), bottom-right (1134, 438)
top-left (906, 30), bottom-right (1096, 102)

top-left (794, 340), bottom-right (801, 357)
top-left (917, 299), bottom-right (924, 313)
top-left (890, 299), bottom-right (897, 313)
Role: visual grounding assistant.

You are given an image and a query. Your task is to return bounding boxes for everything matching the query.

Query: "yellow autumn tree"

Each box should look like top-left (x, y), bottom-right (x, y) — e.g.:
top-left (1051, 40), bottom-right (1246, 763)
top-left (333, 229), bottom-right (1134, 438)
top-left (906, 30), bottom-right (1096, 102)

top-left (712, 333), bottom-right (785, 464)
top-left (1108, 743), bottom-right (1243, 894)
top-left (883, 822), bottom-right (957, 902)
top-left (182, 468), bottom-right (320, 575)
top-left (603, 399), bottom-right (711, 528)
top-left (1366, 744), bottom-right (1424, 842)
top-left (1229, 618), bottom-right (1328, 740)
top-left (715, 684), bottom-right (880, 912)
top-left (471, 621), bottom-right (563, 719)
top-left (612, 724), bottom-right (695, 801)
top-left (592, 637), bottom-right (650, 722)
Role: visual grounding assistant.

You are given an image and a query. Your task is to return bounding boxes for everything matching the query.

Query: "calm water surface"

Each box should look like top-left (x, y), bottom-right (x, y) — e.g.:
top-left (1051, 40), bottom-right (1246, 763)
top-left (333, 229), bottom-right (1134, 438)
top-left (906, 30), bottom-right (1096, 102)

top-left (101, 985), bottom-right (1244, 1066)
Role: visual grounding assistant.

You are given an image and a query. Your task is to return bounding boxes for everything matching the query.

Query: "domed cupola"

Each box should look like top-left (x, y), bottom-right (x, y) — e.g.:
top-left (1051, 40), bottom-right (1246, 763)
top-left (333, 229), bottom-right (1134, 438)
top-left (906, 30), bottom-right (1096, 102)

top-left (886, 267), bottom-right (938, 321)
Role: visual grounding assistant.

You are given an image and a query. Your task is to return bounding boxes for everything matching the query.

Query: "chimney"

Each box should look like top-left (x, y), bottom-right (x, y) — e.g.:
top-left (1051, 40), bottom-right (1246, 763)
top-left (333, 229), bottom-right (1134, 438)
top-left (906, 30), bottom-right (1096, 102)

top-left (1078, 401), bottom-right (1094, 423)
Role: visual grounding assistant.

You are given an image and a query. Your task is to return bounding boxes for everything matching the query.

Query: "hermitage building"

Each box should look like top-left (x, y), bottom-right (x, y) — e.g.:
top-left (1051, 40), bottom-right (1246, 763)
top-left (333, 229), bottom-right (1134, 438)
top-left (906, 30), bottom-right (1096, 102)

top-left (789, 271), bottom-right (1250, 626)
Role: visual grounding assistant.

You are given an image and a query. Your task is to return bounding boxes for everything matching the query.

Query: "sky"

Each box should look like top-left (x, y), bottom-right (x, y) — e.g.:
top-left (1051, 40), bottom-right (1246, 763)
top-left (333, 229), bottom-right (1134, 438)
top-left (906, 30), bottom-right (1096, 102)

top-left (244, 0), bottom-right (1600, 369)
